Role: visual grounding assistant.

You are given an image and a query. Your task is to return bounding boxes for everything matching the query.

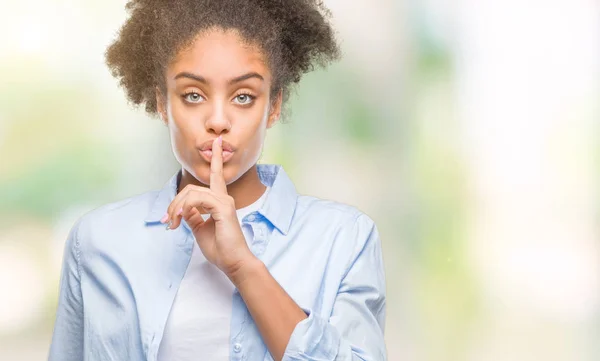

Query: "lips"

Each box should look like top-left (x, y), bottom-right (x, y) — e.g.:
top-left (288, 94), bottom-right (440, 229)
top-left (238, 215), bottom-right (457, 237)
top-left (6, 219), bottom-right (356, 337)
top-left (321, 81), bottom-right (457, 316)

top-left (197, 138), bottom-right (235, 163)
top-left (199, 149), bottom-right (234, 163)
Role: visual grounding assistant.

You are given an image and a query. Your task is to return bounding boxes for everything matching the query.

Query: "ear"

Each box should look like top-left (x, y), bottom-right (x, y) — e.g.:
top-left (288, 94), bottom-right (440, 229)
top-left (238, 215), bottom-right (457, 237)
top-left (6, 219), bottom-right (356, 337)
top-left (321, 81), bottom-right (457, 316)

top-left (155, 87), bottom-right (168, 125)
top-left (267, 90), bottom-right (283, 129)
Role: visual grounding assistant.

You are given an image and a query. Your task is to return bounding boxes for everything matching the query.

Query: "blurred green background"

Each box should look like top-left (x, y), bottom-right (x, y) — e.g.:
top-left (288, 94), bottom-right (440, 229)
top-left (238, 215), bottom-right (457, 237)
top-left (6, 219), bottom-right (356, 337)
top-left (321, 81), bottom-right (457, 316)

top-left (1, 0), bottom-right (599, 360)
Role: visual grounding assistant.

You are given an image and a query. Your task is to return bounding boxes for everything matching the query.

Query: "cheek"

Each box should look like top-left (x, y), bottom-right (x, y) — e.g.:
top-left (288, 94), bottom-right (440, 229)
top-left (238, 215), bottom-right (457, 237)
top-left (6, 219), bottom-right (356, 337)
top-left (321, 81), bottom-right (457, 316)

top-left (237, 120), bottom-right (267, 160)
top-left (168, 108), bottom-right (200, 161)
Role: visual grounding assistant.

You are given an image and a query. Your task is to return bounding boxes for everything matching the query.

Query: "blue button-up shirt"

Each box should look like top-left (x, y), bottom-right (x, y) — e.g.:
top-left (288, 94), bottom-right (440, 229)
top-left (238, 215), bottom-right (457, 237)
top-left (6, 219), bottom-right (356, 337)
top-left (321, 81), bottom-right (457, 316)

top-left (48, 164), bottom-right (387, 361)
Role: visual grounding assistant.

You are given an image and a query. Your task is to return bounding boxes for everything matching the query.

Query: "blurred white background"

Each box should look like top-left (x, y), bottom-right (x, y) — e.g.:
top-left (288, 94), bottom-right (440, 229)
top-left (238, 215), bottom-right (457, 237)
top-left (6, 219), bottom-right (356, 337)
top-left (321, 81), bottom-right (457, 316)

top-left (0, 0), bottom-right (598, 360)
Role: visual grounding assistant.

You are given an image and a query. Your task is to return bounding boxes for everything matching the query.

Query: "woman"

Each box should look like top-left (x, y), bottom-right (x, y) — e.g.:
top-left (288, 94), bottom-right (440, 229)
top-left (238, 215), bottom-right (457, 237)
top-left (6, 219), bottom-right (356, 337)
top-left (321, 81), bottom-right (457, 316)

top-left (48, 0), bottom-right (387, 360)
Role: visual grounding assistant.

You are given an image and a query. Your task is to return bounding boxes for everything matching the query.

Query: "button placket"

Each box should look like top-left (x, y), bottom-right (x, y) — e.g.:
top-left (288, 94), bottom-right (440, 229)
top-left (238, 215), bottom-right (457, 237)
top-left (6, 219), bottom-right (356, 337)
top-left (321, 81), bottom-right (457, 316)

top-left (242, 212), bottom-right (272, 258)
top-left (233, 343), bottom-right (242, 353)
top-left (230, 292), bottom-right (247, 361)
top-left (249, 224), bottom-right (266, 256)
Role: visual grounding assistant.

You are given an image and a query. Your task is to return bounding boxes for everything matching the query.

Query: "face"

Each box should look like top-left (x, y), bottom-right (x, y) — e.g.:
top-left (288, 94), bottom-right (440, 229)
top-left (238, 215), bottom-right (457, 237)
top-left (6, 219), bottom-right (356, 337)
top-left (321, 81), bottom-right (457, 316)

top-left (156, 28), bottom-right (281, 186)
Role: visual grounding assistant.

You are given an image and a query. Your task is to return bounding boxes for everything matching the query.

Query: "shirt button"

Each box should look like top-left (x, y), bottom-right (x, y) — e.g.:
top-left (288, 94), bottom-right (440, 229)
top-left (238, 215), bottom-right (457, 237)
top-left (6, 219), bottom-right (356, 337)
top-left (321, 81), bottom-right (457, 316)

top-left (233, 343), bottom-right (242, 353)
top-left (246, 215), bottom-right (256, 222)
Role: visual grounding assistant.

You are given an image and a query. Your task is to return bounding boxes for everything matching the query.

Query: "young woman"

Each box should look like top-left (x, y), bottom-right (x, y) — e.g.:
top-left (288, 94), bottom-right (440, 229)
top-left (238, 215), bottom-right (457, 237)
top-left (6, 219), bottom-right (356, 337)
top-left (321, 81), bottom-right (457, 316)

top-left (48, 1), bottom-right (387, 360)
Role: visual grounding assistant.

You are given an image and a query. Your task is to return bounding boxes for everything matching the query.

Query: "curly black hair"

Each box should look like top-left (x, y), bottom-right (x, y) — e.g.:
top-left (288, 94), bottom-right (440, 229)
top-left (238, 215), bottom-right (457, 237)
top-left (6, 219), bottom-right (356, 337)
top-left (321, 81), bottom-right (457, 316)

top-left (105, 0), bottom-right (340, 117)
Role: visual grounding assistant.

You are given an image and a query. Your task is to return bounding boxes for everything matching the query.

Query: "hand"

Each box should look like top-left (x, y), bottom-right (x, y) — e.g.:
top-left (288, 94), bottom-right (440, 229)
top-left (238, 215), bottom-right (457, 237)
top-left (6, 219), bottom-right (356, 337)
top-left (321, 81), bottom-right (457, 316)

top-left (161, 136), bottom-right (256, 277)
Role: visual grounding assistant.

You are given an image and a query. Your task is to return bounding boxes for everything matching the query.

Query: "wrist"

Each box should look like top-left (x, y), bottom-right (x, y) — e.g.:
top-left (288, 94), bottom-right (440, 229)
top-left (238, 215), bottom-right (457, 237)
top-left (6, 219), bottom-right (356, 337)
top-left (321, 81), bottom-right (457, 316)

top-left (226, 255), bottom-right (264, 288)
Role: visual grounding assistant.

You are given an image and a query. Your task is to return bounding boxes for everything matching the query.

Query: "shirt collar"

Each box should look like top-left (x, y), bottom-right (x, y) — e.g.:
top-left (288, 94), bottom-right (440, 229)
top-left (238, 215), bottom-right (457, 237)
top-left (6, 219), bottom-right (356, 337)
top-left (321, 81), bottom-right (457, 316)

top-left (144, 164), bottom-right (298, 235)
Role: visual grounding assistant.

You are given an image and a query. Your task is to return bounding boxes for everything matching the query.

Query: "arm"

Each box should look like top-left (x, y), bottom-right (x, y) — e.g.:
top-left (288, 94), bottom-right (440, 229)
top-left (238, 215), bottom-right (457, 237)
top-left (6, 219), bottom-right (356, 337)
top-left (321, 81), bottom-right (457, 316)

top-left (230, 258), bottom-right (308, 361)
top-left (48, 220), bottom-right (85, 361)
top-left (230, 214), bottom-right (387, 361)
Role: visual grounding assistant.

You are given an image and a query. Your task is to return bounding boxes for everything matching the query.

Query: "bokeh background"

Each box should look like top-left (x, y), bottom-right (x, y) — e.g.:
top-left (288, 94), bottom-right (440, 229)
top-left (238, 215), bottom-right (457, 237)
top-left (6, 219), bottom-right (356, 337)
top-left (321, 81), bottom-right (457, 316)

top-left (1, 0), bottom-right (599, 360)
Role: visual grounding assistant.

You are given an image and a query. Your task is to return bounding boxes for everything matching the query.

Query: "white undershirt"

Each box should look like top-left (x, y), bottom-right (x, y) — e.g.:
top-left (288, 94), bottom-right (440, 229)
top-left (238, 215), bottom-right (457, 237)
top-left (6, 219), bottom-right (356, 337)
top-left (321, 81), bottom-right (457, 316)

top-left (157, 187), bottom-right (270, 361)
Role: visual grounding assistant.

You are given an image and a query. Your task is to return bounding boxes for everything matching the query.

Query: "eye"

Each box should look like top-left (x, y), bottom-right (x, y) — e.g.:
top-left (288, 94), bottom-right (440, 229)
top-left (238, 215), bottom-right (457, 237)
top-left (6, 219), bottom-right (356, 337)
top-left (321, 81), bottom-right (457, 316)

top-left (183, 92), bottom-right (204, 104)
top-left (233, 93), bottom-right (255, 105)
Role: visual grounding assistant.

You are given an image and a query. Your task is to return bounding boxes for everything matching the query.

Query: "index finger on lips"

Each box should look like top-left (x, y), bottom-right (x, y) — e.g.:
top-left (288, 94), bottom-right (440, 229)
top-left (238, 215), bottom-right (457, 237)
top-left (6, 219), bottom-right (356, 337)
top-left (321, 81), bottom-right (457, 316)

top-left (210, 135), bottom-right (227, 195)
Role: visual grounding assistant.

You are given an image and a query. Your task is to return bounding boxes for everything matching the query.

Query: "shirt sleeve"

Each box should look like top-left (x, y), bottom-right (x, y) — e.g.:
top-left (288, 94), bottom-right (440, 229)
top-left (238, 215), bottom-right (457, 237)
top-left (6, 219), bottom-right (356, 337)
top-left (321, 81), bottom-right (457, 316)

top-left (48, 219), bottom-right (85, 361)
top-left (283, 214), bottom-right (387, 361)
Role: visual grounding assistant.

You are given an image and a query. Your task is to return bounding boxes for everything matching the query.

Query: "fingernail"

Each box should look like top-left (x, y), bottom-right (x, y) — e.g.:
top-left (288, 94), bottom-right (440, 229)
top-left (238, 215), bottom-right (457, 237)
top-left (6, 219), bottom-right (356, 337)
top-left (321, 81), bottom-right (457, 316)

top-left (176, 207), bottom-right (183, 216)
top-left (218, 135), bottom-right (222, 146)
top-left (166, 220), bottom-right (173, 230)
top-left (160, 213), bottom-right (169, 223)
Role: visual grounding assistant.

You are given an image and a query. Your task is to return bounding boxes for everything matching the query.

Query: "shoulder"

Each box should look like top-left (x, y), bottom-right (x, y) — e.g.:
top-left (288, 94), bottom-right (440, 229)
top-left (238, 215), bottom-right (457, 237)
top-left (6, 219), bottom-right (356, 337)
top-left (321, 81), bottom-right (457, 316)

top-left (294, 195), bottom-right (378, 243)
top-left (69, 189), bottom-right (161, 240)
top-left (296, 195), bottom-right (374, 224)
top-left (291, 195), bottom-right (383, 278)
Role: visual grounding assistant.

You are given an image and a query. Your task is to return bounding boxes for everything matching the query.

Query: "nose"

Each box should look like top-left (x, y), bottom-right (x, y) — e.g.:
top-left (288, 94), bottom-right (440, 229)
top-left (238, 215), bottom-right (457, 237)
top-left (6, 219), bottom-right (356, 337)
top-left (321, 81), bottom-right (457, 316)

top-left (204, 102), bottom-right (231, 135)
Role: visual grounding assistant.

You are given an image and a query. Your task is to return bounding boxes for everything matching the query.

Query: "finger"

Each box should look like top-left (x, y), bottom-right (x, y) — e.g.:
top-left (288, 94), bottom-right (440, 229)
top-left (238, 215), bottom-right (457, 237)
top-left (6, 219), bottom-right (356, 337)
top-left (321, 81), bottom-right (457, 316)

top-left (167, 190), bottom-right (221, 230)
top-left (210, 135), bottom-right (227, 195)
top-left (165, 185), bottom-right (207, 228)
top-left (168, 195), bottom-right (195, 230)
top-left (182, 206), bottom-right (205, 230)
top-left (163, 184), bottom-right (193, 227)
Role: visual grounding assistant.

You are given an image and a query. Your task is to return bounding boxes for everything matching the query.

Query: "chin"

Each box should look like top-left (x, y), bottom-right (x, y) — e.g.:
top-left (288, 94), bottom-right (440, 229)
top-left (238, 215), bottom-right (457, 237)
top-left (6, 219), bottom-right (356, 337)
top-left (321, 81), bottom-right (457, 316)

top-left (188, 161), bottom-right (242, 186)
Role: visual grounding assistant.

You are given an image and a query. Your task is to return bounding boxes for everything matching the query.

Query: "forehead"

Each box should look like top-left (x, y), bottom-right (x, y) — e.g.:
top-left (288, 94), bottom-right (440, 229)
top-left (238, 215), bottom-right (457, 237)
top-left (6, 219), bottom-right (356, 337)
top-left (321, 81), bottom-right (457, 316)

top-left (167, 28), bottom-right (271, 82)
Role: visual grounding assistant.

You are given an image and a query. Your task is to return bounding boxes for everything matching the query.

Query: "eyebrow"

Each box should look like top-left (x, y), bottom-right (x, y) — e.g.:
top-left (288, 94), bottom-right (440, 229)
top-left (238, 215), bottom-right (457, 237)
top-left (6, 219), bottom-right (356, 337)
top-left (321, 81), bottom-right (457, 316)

top-left (173, 72), bottom-right (264, 85)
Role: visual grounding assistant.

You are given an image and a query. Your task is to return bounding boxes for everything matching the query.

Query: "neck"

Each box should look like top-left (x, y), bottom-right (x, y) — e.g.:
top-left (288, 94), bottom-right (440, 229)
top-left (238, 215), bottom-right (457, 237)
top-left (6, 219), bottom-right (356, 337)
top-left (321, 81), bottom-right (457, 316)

top-left (178, 164), bottom-right (266, 209)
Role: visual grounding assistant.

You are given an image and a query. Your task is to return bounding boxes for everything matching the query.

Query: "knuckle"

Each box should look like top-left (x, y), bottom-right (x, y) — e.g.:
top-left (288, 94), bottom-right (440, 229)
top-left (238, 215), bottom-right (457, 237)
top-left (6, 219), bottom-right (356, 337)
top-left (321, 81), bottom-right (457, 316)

top-left (184, 184), bottom-right (200, 193)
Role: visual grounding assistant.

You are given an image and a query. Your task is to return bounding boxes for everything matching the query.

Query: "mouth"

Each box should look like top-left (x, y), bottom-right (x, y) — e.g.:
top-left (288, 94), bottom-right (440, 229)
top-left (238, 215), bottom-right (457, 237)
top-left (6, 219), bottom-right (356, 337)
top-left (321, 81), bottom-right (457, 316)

top-left (197, 138), bottom-right (236, 164)
top-left (199, 149), bottom-right (234, 163)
